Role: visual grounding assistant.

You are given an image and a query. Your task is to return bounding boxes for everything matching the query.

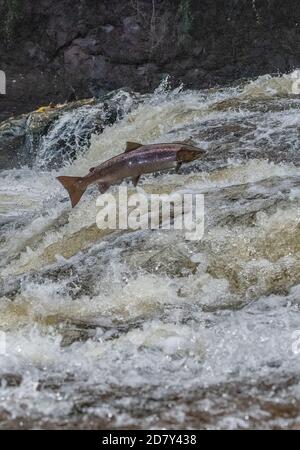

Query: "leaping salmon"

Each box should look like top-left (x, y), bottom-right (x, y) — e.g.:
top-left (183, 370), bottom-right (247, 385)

top-left (57, 140), bottom-right (206, 207)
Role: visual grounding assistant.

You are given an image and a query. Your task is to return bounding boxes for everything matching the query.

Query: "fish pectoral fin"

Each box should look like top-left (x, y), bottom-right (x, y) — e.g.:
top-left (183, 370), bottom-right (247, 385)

top-left (175, 162), bottom-right (182, 173)
top-left (125, 141), bottom-right (143, 152)
top-left (132, 175), bottom-right (141, 187)
top-left (98, 182), bottom-right (110, 194)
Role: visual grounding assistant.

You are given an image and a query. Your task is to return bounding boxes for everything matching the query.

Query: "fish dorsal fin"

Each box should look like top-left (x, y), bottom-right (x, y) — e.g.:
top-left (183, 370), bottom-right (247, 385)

top-left (125, 141), bottom-right (143, 152)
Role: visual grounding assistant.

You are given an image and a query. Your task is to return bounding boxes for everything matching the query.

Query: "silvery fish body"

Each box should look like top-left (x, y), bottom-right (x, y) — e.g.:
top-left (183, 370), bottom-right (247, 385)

top-left (57, 141), bottom-right (206, 207)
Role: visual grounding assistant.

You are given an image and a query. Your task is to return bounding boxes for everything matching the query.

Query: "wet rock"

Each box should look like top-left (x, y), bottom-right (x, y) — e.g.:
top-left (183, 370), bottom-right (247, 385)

top-left (58, 317), bottom-right (144, 347)
top-left (0, 89), bottom-right (142, 170)
top-left (59, 321), bottom-right (96, 347)
top-left (0, 373), bottom-right (22, 387)
top-left (129, 245), bottom-right (198, 278)
top-left (0, 98), bottom-right (95, 170)
top-left (0, 116), bottom-right (28, 169)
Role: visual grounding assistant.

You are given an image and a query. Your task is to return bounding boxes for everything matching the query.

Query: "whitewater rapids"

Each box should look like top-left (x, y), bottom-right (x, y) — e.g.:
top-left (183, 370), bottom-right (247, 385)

top-left (0, 72), bottom-right (300, 429)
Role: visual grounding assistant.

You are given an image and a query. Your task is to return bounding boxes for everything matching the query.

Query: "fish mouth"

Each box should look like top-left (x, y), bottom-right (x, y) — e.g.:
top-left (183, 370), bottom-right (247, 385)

top-left (178, 148), bottom-right (207, 162)
top-left (190, 149), bottom-right (207, 160)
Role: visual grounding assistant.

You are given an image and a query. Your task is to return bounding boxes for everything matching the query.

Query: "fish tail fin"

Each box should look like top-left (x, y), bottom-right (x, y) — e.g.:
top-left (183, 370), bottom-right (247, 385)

top-left (57, 176), bottom-right (87, 208)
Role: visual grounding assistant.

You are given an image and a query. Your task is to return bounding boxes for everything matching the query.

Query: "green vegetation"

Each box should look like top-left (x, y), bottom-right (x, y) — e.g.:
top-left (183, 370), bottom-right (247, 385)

top-left (178, 0), bottom-right (193, 35)
top-left (0, 0), bottom-right (23, 44)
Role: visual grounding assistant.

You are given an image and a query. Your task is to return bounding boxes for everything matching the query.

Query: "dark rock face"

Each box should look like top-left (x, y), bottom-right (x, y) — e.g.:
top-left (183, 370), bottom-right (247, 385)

top-left (0, 0), bottom-right (300, 121)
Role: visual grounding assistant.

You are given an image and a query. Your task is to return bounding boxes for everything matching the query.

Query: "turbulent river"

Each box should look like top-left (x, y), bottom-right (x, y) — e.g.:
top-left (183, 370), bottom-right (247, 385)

top-left (0, 72), bottom-right (300, 429)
